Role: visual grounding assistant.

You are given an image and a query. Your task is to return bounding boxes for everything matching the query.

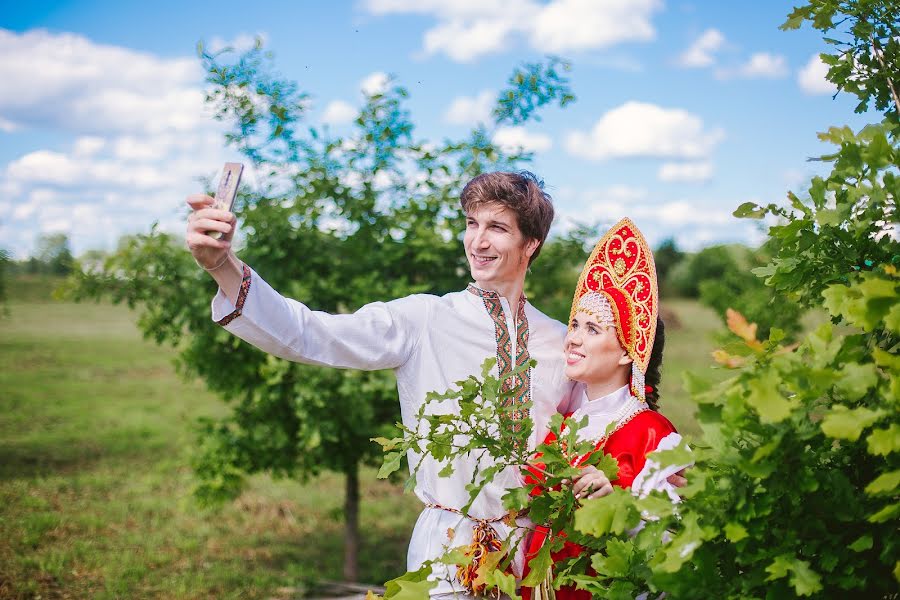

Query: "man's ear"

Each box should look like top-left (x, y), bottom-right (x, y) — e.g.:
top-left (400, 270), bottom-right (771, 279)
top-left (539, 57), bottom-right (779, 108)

top-left (524, 237), bottom-right (540, 259)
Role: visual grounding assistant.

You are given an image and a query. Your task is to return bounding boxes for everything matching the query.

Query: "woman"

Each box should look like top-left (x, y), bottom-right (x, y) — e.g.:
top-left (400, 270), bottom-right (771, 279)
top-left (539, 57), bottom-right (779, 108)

top-left (521, 217), bottom-right (685, 600)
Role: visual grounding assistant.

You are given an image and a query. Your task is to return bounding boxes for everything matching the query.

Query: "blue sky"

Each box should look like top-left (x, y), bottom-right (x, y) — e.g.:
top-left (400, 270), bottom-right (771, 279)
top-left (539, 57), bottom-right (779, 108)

top-left (0, 1), bottom-right (874, 258)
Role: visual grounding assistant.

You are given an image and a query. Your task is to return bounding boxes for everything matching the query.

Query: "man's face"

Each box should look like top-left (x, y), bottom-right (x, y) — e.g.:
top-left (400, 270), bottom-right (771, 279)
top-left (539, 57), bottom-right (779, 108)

top-left (463, 203), bottom-right (538, 290)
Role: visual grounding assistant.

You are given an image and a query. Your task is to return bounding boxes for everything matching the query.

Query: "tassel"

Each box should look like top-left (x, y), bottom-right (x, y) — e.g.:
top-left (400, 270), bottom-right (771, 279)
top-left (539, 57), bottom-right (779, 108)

top-left (457, 520), bottom-right (504, 598)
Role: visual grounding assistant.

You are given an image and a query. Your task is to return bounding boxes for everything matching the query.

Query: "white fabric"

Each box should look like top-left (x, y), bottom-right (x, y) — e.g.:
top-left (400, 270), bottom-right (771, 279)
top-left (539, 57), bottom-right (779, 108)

top-left (565, 384), bottom-right (640, 443)
top-left (632, 431), bottom-right (690, 503)
top-left (212, 269), bottom-right (575, 594)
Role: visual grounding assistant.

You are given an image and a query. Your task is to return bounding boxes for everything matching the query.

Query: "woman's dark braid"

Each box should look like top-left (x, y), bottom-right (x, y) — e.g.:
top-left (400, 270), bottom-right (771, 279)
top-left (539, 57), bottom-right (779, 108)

top-left (644, 317), bottom-right (665, 411)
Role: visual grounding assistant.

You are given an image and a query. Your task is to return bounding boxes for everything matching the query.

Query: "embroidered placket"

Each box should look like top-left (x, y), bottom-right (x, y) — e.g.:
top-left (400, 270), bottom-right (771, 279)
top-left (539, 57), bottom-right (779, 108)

top-left (467, 284), bottom-right (532, 429)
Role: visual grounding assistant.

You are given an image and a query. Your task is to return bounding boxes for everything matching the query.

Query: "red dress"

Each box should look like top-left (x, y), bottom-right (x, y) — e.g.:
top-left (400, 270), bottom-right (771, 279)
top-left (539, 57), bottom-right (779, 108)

top-left (521, 410), bottom-right (678, 600)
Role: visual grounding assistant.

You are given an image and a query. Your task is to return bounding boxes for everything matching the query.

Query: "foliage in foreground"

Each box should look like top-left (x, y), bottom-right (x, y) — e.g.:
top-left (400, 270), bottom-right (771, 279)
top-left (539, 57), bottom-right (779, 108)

top-left (375, 1), bottom-right (900, 597)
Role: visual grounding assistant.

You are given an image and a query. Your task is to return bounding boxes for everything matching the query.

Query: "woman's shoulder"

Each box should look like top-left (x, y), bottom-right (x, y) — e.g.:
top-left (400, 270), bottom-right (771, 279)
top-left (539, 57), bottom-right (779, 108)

top-left (629, 409), bottom-right (677, 432)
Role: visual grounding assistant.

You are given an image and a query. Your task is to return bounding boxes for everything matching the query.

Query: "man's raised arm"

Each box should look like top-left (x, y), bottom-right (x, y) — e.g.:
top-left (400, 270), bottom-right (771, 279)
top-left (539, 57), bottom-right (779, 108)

top-left (185, 193), bottom-right (420, 372)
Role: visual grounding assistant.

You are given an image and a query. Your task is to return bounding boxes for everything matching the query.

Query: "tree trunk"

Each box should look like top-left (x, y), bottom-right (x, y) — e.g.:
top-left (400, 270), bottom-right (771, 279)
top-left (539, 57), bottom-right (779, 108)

top-left (343, 461), bottom-right (360, 581)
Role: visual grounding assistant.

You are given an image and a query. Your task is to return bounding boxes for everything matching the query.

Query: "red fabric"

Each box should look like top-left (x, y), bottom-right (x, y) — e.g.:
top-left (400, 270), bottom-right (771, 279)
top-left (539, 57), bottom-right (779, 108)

top-left (521, 411), bottom-right (677, 600)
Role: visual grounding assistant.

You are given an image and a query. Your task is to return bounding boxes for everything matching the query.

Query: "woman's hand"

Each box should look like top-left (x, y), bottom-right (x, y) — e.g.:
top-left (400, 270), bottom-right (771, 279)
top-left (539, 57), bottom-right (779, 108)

top-left (667, 468), bottom-right (688, 488)
top-left (571, 465), bottom-right (614, 500)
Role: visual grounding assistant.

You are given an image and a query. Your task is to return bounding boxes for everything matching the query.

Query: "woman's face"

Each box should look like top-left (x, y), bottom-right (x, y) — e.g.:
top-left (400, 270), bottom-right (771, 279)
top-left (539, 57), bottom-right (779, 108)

top-left (565, 309), bottom-right (632, 397)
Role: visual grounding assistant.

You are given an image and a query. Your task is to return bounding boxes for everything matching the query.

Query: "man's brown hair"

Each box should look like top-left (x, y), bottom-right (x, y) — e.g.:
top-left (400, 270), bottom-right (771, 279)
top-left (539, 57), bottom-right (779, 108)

top-left (459, 171), bottom-right (555, 265)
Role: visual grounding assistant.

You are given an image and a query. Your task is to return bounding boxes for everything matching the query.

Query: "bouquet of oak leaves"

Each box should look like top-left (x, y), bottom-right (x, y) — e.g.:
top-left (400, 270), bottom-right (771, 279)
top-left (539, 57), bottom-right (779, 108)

top-left (370, 358), bottom-right (691, 600)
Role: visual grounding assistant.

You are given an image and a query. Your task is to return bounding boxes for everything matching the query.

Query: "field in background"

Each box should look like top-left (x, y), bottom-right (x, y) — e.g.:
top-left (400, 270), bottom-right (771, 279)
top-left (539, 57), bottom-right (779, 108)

top-left (0, 276), bottom-right (725, 598)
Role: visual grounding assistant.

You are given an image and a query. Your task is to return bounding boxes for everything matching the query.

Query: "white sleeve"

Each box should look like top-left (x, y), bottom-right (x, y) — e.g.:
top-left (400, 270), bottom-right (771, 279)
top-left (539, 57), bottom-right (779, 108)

top-left (211, 267), bottom-right (423, 371)
top-left (631, 432), bottom-right (692, 503)
top-left (558, 382), bottom-right (586, 414)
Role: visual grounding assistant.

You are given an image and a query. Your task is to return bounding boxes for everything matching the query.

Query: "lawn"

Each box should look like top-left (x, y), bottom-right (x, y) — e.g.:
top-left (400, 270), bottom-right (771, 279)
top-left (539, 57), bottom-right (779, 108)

top-left (0, 276), bottom-right (725, 598)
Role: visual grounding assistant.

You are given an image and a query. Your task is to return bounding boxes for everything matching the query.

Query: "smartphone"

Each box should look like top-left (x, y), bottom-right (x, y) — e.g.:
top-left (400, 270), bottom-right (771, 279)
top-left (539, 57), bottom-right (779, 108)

top-left (209, 162), bottom-right (243, 240)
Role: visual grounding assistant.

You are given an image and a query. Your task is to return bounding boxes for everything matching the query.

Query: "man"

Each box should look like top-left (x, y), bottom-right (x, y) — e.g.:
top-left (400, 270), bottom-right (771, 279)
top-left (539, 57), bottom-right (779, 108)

top-left (187, 171), bottom-right (576, 597)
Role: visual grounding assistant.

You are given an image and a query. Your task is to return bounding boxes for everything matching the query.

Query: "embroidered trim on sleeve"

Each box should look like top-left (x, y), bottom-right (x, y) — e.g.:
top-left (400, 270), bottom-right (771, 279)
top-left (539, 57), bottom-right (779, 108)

top-left (215, 263), bottom-right (252, 327)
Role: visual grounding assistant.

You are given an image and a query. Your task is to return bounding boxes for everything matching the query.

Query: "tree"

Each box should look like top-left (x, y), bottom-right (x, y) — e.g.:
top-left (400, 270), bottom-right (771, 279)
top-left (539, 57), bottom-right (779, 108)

top-left (594, 2), bottom-right (899, 596)
top-left (653, 237), bottom-right (684, 296)
top-left (67, 40), bottom-right (576, 582)
top-left (379, 1), bottom-right (900, 597)
top-left (0, 247), bottom-right (9, 310)
top-left (32, 233), bottom-right (74, 275)
top-left (668, 243), bottom-right (803, 339)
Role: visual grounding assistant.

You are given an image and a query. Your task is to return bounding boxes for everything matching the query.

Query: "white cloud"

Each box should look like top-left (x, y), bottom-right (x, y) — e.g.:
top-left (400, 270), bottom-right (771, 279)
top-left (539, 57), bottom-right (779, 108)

top-left (565, 101), bottom-right (724, 161)
top-left (0, 116), bottom-right (19, 132)
top-left (0, 29), bottom-right (237, 257)
top-left (529, 0), bottom-right (660, 53)
top-left (321, 100), bottom-right (357, 125)
top-left (554, 185), bottom-right (748, 250)
top-left (444, 90), bottom-right (494, 125)
top-left (798, 54), bottom-right (836, 95)
top-left (364, 0), bottom-right (662, 62)
top-left (633, 200), bottom-right (731, 226)
top-left (360, 71), bottom-right (390, 95)
top-left (658, 161), bottom-right (713, 182)
top-left (492, 126), bottom-right (552, 153)
top-left (717, 52), bottom-right (788, 80)
top-left (423, 19), bottom-right (518, 62)
top-left (73, 136), bottom-right (105, 157)
top-left (0, 28), bottom-right (211, 135)
top-left (677, 28), bottom-right (725, 67)
top-left (207, 32), bottom-right (266, 54)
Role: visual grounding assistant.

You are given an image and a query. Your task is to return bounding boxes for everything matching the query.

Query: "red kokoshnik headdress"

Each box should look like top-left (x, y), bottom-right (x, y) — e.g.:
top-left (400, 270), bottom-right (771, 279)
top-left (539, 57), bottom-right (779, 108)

top-left (569, 217), bottom-right (659, 402)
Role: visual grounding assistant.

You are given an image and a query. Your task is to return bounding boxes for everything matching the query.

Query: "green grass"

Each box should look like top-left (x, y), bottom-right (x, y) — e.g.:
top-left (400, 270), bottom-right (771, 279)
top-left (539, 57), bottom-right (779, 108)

top-left (0, 277), bottom-right (725, 598)
top-left (0, 277), bottom-right (420, 599)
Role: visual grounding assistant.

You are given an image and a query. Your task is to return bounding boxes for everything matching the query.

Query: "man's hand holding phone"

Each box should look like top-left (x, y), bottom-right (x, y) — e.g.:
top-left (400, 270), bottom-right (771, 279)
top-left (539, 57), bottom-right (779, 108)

top-left (186, 163), bottom-right (242, 271)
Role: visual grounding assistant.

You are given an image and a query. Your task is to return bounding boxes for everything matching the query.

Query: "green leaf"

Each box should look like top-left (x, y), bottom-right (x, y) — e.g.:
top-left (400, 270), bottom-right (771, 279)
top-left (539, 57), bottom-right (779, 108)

top-left (383, 564), bottom-right (436, 599)
top-left (724, 522), bottom-right (748, 543)
top-left (885, 303), bottom-right (900, 334)
top-left (502, 486), bottom-right (531, 511)
top-left (745, 370), bottom-right (797, 424)
top-left (834, 363), bottom-right (878, 400)
top-left (682, 370), bottom-right (712, 395)
top-left (869, 502), bottom-right (900, 523)
top-left (654, 512), bottom-right (707, 572)
top-left (647, 437), bottom-right (693, 471)
top-left (591, 538), bottom-right (633, 577)
top-left (752, 434), bottom-right (783, 463)
top-left (822, 284), bottom-right (850, 318)
top-left (521, 543), bottom-right (552, 587)
top-left (873, 348), bottom-right (900, 372)
top-left (821, 406), bottom-right (887, 441)
top-left (780, 6), bottom-right (809, 30)
top-left (377, 451), bottom-right (402, 479)
top-left (765, 555), bottom-right (823, 596)
top-left (437, 461), bottom-right (455, 477)
top-left (388, 579), bottom-right (437, 600)
top-left (867, 424), bottom-right (900, 456)
top-left (573, 488), bottom-right (640, 536)
top-left (437, 547), bottom-right (471, 565)
top-left (848, 535), bottom-right (873, 552)
top-left (864, 470), bottom-right (900, 495)
top-left (788, 560), bottom-right (824, 597)
top-left (634, 492), bottom-right (675, 519)
top-left (483, 568), bottom-right (519, 600)
top-left (733, 202), bottom-right (766, 219)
